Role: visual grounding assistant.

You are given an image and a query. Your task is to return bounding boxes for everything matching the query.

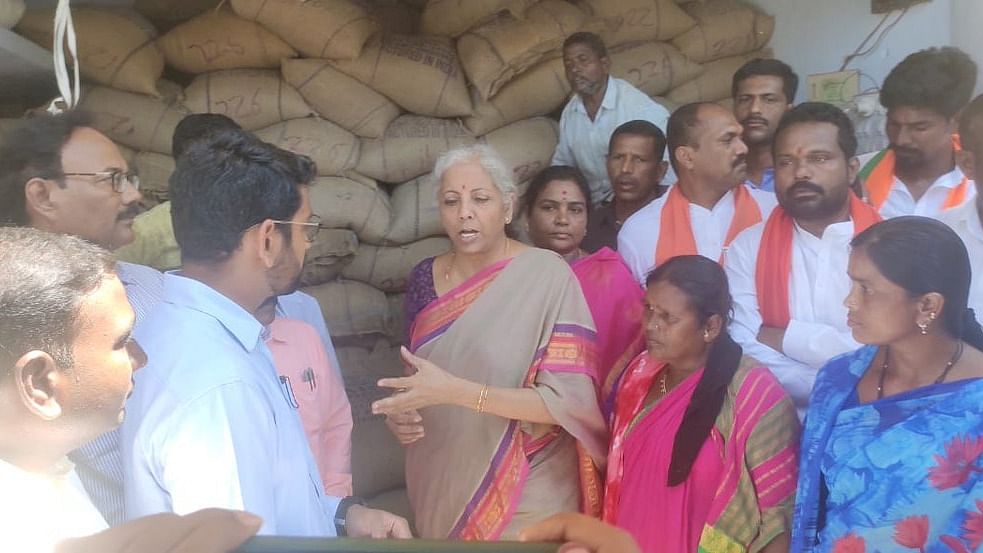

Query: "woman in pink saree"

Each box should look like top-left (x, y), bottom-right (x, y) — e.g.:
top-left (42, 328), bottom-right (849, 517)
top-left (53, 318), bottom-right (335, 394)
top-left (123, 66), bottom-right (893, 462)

top-left (604, 255), bottom-right (799, 553)
top-left (371, 145), bottom-right (608, 540)
top-left (523, 165), bottom-right (645, 415)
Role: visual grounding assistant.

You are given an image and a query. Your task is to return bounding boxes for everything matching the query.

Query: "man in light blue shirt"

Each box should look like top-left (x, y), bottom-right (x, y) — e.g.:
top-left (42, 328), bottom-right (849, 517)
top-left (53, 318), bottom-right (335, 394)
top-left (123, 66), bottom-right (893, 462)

top-left (553, 32), bottom-right (672, 205)
top-left (731, 58), bottom-right (799, 193)
top-left (121, 129), bottom-right (410, 538)
top-left (172, 114), bottom-right (344, 376)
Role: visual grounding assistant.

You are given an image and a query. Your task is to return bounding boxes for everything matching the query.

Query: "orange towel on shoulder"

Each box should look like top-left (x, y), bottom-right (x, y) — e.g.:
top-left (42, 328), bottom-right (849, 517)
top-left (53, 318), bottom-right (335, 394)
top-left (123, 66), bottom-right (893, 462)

top-left (654, 184), bottom-right (762, 268)
top-left (863, 135), bottom-right (968, 210)
top-left (755, 194), bottom-right (881, 328)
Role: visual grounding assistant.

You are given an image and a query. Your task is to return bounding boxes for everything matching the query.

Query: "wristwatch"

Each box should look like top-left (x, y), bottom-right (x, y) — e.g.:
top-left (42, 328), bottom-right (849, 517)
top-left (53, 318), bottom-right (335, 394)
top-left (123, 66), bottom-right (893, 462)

top-left (334, 495), bottom-right (367, 536)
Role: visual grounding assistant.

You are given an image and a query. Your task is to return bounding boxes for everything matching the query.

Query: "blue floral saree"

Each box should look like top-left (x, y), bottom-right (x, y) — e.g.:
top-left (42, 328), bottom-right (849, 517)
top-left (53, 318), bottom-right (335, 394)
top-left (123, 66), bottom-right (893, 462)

top-left (792, 345), bottom-right (983, 553)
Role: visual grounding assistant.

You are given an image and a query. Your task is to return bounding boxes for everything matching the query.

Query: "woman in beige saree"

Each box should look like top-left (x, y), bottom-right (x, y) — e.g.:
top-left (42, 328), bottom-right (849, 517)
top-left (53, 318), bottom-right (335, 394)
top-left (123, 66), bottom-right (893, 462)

top-left (371, 145), bottom-right (608, 540)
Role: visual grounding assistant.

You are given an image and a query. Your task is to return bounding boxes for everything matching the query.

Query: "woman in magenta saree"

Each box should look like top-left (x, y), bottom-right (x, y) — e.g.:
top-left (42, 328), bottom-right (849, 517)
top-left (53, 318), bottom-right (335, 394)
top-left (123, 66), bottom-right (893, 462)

top-left (372, 146), bottom-right (608, 540)
top-left (603, 256), bottom-right (799, 553)
top-left (522, 165), bottom-right (646, 415)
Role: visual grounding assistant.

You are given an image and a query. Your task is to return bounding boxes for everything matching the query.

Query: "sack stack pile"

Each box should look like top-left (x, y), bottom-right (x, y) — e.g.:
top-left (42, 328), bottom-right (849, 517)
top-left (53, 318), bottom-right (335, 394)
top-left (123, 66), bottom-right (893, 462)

top-left (10, 0), bottom-right (773, 516)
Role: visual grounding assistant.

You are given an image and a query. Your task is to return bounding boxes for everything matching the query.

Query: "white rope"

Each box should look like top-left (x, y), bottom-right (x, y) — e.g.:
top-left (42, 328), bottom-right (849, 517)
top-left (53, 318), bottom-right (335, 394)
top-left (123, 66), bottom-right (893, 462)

top-left (47, 0), bottom-right (80, 114)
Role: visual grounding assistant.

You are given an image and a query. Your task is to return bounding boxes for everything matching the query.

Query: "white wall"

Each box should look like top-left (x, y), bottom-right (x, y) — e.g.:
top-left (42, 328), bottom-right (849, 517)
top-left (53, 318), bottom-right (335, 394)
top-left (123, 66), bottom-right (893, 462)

top-left (747, 0), bottom-right (955, 102)
top-left (952, 0), bottom-right (983, 95)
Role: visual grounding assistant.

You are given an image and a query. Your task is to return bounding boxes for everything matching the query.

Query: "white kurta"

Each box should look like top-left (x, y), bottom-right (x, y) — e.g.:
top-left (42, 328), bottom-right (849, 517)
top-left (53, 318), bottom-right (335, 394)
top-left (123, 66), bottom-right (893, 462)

top-left (725, 219), bottom-right (860, 418)
top-left (618, 185), bottom-right (777, 284)
top-left (0, 457), bottom-right (107, 553)
top-left (858, 151), bottom-right (973, 219)
top-left (939, 199), bottom-right (983, 322)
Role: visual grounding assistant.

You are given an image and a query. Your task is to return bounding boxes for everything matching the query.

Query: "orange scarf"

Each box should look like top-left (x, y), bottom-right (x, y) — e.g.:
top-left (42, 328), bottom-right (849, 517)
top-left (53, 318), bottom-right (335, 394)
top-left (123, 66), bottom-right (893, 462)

top-left (654, 184), bottom-right (763, 268)
top-left (755, 194), bottom-right (881, 328)
top-left (863, 135), bottom-right (968, 210)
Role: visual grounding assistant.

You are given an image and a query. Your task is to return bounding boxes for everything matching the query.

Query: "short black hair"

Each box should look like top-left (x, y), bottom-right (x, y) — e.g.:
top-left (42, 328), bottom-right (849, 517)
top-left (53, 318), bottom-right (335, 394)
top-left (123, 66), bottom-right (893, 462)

top-left (169, 129), bottom-right (317, 263)
top-left (610, 120), bottom-right (667, 161)
top-left (171, 113), bottom-right (242, 160)
top-left (732, 58), bottom-right (799, 103)
top-left (523, 165), bottom-right (592, 219)
top-left (666, 102), bottom-right (714, 174)
top-left (0, 227), bottom-right (116, 374)
top-left (880, 47), bottom-right (977, 119)
top-left (562, 31), bottom-right (607, 59)
top-left (773, 102), bottom-right (858, 159)
top-left (0, 112), bottom-right (93, 226)
top-left (959, 94), bottom-right (983, 154)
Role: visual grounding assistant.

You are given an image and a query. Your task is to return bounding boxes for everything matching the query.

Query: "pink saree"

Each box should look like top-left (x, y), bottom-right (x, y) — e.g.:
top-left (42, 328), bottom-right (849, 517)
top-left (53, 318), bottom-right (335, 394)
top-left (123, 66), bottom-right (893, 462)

top-left (570, 247), bottom-right (645, 414)
top-left (406, 248), bottom-right (608, 540)
top-left (604, 353), bottom-right (799, 552)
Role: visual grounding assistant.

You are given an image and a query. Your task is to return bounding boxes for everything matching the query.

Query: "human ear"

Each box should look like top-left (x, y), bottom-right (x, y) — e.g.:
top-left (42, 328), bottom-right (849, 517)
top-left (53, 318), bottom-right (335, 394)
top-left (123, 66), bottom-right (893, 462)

top-left (12, 350), bottom-right (64, 421)
top-left (254, 219), bottom-right (281, 269)
top-left (704, 314), bottom-right (724, 343)
top-left (675, 146), bottom-right (696, 172)
top-left (916, 293), bottom-right (946, 330)
top-left (847, 156), bottom-right (861, 186)
top-left (23, 177), bottom-right (59, 227)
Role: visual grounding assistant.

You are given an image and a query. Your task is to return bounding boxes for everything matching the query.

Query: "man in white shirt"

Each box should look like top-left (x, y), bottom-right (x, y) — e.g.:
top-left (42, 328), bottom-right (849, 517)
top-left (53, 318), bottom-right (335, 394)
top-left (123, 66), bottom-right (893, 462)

top-left (857, 47), bottom-right (977, 219)
top-left (726, 103), bottom-right (881, 417)
top-left (0, 227), bottom-right (261, 553)
top-left (732, 58), bottom-right (798, 193)
top-left (618, 102), bottom-right (777, 283)
top-left (552, 32), bottom-right (671, 205)
top-left (942, 93), bottom-right (983, 319)
top-left (121, 129), bottom-right (410, 538)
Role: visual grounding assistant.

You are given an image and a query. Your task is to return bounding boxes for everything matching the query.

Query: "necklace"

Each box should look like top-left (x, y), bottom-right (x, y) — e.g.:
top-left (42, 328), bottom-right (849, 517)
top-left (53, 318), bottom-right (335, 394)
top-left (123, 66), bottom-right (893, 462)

top-left (444, 239), bottom-right (511, 282)
top-left (877, 341), bottom-right (963, 399)
top-left (659, 370), bottom-right (669, 396)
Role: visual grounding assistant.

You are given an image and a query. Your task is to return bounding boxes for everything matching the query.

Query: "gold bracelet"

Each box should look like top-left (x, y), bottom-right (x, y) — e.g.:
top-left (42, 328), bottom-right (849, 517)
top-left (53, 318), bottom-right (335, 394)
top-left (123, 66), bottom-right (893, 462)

top-left (476, 384), bottom-right (489, 413)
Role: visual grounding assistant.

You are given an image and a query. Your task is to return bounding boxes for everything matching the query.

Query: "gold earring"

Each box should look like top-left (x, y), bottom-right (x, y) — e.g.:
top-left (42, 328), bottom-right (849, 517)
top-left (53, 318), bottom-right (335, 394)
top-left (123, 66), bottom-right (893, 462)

top-left (918, 320), bottom-right (930, 335)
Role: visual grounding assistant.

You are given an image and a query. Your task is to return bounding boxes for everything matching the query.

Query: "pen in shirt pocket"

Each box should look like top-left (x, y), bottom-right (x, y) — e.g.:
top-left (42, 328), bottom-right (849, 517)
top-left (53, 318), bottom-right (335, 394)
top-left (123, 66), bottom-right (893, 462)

top-left (302, 367), bottom-right (316, 391)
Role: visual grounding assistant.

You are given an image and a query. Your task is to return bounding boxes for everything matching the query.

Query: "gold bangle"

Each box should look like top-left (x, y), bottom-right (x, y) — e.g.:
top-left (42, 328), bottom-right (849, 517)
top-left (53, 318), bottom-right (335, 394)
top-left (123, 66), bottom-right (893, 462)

top-left (476, 384), bottom-right (489, 413)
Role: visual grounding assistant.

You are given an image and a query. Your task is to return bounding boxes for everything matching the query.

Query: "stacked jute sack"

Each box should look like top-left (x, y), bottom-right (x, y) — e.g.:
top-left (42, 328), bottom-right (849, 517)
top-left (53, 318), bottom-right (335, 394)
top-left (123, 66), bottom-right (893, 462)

top-left (10, 0), bottom-right (772, 520)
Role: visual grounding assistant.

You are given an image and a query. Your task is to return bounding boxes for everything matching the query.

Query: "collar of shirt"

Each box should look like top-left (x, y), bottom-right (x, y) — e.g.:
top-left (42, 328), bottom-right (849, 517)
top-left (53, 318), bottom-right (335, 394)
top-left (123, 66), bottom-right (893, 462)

top-left (595, 201), bottom-right (620, 227)
top-left (791, 218), bottom-right (854, 252)
top-left (161, 273), bottom-right (264, 354)
top-left (572, 75), bottom-right (618, 117)
top-left (746, 167), bottom-right (775, 192)
top-left (894, 164), bottom-right (966, 192)
top-left (948, 199), bottom-right (983, 243)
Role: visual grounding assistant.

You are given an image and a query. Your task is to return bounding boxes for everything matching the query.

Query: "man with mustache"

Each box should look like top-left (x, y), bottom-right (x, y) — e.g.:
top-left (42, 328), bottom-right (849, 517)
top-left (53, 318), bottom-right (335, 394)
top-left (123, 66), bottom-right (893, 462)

top-left (0, 113), bottom-right (163, 526)
top-left (552, 32), bottom-right (671, 206)
top-left (120, 129), bottom-right (410, 539)
top-left (942, 94), bottom-right (983, 320)
top-left (618, 102), bottom-right (776, 283)
top-left (732, 58), bottom-right (799, 192)
top-left (725, 103), bottom-right (881, 417)
top-left (858, 47), bottom-right (977, 218)
top-left (581, 120), bottom-right (667, 252)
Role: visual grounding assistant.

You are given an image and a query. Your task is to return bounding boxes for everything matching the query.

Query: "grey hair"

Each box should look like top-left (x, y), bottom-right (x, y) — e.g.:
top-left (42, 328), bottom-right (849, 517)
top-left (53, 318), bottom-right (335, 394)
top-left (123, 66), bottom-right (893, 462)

top-left (432, 144), bottom-right (517, 207)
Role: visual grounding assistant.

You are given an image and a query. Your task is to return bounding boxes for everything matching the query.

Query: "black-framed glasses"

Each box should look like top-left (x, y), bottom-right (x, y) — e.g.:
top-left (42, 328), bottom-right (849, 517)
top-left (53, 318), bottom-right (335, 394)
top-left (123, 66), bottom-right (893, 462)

top-left (271, 214), bottom-right (327, 243)
top-left (63, 170), bottom-right (141, 194)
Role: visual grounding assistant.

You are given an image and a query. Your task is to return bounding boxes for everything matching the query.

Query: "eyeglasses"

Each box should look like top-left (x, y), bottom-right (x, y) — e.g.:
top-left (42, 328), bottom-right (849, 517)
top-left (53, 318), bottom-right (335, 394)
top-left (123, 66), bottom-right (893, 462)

top-left (63, 170), bottom-right (141, 194)
top-left (271, 214), bottom-right (328, 242)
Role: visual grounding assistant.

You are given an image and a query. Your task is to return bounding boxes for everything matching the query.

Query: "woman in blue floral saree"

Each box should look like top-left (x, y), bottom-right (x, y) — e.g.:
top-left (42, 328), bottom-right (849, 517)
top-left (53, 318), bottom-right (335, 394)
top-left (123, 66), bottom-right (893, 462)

top-left (792, 217), bottom-right (983, 553)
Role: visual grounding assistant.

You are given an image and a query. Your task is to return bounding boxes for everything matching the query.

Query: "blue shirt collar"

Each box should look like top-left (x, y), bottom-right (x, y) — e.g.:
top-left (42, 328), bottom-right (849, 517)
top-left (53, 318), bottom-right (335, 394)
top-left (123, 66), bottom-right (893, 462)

top-left (161, 273), bottom-right (264, 353)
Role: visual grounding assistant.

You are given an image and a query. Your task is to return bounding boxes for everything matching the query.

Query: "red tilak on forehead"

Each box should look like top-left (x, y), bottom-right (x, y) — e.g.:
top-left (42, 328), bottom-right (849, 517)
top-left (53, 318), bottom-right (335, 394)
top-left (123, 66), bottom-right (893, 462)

top-left (561, 190), bottom-right (568, 198)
